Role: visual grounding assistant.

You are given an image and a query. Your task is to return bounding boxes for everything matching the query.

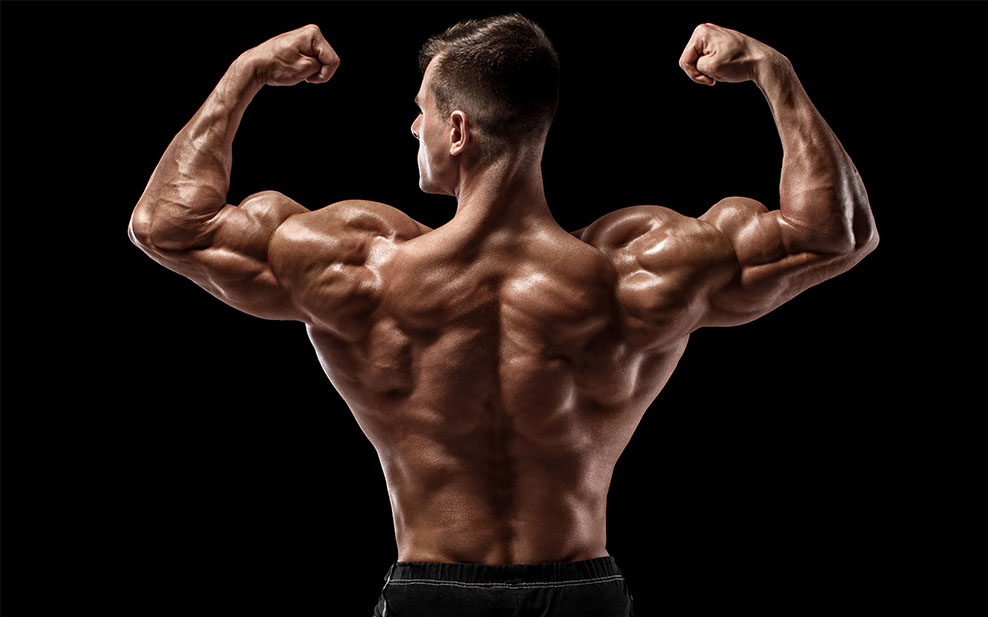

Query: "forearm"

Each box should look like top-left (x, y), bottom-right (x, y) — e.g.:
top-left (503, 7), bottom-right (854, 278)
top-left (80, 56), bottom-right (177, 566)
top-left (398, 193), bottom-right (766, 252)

top-left (755, 54), bottom-right (877, 253)
top-left (130, 54), bottom-right (263, 251)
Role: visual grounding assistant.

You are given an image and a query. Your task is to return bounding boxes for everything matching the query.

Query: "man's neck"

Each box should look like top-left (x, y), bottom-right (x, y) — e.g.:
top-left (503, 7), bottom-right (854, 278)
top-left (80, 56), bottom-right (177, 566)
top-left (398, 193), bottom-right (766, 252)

top-left (448, 152), bottom-right (558, 239)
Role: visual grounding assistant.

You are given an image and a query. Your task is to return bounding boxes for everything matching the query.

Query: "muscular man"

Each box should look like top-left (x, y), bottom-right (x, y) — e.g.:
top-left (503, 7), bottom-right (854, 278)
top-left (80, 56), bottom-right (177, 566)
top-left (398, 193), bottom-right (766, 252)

top-left (129, 14), bottom-right (878, 616)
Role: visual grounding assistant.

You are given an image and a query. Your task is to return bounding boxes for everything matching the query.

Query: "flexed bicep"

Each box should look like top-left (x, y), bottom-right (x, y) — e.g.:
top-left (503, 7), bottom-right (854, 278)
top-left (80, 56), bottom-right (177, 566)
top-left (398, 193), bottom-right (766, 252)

top-left (677, 22), bottom-right (878, 326)
top-left (128, 25), bottom-right (347, 321)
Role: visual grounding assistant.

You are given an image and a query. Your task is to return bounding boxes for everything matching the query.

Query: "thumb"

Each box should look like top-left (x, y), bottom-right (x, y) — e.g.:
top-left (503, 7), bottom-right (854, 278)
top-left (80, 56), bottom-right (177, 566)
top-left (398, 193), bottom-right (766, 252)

top-left (694, 55), bottom-right (717, 85)
top-left (305, 58), bottom-right (339, 83)
top-left (314, 40), bottom-right (339, 67)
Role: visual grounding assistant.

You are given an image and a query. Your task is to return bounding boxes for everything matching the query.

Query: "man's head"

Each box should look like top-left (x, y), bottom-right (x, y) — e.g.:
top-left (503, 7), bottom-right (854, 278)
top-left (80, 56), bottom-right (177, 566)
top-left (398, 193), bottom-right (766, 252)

top-left (411, 13), bottom-right (560, 194)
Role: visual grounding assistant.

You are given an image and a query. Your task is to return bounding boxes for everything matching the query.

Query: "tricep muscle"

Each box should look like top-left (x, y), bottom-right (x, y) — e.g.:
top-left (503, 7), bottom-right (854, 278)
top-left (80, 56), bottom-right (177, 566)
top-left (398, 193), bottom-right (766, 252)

top-left (590, 198), bottom-right (871, 344)
top-left (132, 190), bottom-right (310, 321)
top-left (698, 196), bottom-right (866, 327)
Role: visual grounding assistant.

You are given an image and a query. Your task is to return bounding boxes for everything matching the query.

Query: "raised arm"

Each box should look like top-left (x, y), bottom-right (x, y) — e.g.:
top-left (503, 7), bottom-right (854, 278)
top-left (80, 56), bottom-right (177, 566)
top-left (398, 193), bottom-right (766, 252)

top-left (581, 24), bottom-right (879, 349)
top-left (128, 25), bottom-right (341, 320)
top-left (682, 23), bottom-right (879, 327)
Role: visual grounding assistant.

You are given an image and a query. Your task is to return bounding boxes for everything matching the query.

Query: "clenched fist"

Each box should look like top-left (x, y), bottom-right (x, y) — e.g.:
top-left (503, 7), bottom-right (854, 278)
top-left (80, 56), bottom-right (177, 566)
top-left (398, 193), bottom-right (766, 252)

top-left (679, 23), bottom-right (778, 86)
top-left (241, 24), bottom-right (341, 86)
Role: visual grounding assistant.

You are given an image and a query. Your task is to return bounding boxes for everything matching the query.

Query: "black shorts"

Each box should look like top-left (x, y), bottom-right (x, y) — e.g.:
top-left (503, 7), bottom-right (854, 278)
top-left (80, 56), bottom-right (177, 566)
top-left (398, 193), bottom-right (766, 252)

top-left (371, 556), bottom-right (635, 616)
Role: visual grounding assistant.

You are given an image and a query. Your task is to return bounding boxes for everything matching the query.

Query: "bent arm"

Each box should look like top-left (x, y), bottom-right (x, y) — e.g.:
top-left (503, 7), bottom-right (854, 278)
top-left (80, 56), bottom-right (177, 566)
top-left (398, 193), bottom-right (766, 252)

top-left (130, 52), bottom-right (264, 250)
top-left (699, 47), bottom-right (879, 326)
top-left (128, 52), bottom-right (309, 320)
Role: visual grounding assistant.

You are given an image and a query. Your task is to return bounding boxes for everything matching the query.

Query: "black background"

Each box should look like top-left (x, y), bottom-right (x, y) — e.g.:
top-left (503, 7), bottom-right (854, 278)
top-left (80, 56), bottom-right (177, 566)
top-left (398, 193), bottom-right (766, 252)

top-left (1, 1), bottom-right (974, 615)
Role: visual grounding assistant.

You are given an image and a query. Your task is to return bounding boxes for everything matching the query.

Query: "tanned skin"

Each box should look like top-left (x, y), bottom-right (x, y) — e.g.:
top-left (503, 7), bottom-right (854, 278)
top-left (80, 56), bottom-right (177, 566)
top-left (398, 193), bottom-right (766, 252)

top-left (130, 23), bottom-right (878, 565)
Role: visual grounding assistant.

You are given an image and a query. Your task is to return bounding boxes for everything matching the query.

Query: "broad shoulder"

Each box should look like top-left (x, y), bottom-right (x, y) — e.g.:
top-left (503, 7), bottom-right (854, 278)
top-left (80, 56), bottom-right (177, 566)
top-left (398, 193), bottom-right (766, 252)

top-left (578, 205), bottom-right (723, 260)
top-left (267, 200), bottom-right (431, 336)
top-left (577, 205), bottom-right (739, 348)
top-left (578, 198), bottom-right (768, 246)
top-left (281, 199), bottom-right (433, 242)
top-left (270, 199), bottom-right (432, 265)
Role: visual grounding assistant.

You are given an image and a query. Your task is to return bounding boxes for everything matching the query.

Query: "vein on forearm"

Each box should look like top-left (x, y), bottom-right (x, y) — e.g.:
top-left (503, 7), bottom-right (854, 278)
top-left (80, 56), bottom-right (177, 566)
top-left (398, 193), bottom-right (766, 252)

top-left (758, 56), bottom-right (865, 245)
top-left (139, 56), bottom-right (260, 243)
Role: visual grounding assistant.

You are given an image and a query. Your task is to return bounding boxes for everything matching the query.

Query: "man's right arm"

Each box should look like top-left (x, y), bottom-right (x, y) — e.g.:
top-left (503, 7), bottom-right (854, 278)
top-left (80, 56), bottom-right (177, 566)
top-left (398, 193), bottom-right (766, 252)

top-left (681, 24), bottom-right (879, 327)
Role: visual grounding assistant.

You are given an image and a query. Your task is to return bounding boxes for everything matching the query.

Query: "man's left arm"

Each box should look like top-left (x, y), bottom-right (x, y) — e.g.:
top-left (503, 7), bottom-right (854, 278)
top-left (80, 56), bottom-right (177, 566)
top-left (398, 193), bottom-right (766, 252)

top-left (128, 25), bottom-right (340, 321)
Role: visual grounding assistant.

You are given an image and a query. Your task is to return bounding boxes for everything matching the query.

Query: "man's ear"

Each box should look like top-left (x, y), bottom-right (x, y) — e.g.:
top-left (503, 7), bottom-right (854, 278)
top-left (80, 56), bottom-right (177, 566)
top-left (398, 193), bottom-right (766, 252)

top-left (448, 110), bottom-right (470, 157)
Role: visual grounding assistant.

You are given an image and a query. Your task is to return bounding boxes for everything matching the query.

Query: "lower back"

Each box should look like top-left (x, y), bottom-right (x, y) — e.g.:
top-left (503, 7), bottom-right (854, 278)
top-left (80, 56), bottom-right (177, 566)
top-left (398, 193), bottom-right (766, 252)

top-left (380, 423), bottom-right (618, 564)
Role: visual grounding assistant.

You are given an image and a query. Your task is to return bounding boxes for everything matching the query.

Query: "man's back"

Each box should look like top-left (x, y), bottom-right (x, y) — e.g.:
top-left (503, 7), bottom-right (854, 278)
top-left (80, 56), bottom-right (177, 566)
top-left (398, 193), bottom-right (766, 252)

top-left (300, 210), bottom-right (687, 564)
top-left (128, 18), bottom-right (878, 616)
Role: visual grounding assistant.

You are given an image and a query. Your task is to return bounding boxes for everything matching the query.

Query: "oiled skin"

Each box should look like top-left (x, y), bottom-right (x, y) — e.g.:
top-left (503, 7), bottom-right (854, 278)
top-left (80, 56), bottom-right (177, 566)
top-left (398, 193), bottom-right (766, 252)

top-left (129, 24), bottom-right (878, 565)
top-left (298, 211), bottom-right (690, 564)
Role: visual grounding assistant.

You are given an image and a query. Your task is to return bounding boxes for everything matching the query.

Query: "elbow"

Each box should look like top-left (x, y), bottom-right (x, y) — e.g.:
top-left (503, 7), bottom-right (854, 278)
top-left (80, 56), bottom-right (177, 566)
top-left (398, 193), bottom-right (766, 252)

top-left (128, 199), bottom-right (211, 253)
top-left (851, 203), bottom-right (879, 258)
top-left (857, 224), bottom-right (879, 256)
top-left (822, 200), bottom-right (878, 260)
top-left (128, 205), bottom-right (155, 250)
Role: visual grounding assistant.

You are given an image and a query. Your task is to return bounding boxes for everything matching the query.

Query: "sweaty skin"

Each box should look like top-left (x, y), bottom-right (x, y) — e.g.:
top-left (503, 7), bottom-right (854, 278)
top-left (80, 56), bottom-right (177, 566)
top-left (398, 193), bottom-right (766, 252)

top-left (130, 23), bottom-right (878, 565)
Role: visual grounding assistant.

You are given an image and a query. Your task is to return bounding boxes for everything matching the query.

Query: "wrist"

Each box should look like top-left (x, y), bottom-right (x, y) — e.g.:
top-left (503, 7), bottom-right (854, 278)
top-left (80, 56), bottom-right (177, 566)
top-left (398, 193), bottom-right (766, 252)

top-left (752, 48), bottom-right (792, 88)
top-left (232, 51), bottom-right (265, 92)
top-left (751, 48), bottom-right (795, 99)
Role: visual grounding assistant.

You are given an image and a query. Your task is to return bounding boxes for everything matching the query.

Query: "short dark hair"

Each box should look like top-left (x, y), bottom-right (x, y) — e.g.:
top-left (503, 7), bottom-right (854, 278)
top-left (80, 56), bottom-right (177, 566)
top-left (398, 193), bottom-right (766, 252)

top-left (418, 13), bottom-right (560, 161)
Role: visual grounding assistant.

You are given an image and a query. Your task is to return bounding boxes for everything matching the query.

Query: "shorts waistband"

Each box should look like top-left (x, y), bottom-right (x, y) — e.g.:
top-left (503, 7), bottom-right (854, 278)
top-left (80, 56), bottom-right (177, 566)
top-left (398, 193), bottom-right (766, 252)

top-left (387, 556), bottom-right (623, 586)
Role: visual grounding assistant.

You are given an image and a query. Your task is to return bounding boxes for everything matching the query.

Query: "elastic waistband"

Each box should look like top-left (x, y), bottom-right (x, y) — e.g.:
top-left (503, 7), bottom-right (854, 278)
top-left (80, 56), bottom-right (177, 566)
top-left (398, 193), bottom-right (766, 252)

top-left (388, 556), bottom-right (623, 585)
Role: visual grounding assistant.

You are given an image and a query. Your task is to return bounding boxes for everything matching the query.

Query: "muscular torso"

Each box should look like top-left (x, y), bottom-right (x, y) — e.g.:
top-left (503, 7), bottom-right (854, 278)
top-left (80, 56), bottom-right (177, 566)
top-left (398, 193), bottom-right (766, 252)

top-left (280, 204), bottom-right (721, 564)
